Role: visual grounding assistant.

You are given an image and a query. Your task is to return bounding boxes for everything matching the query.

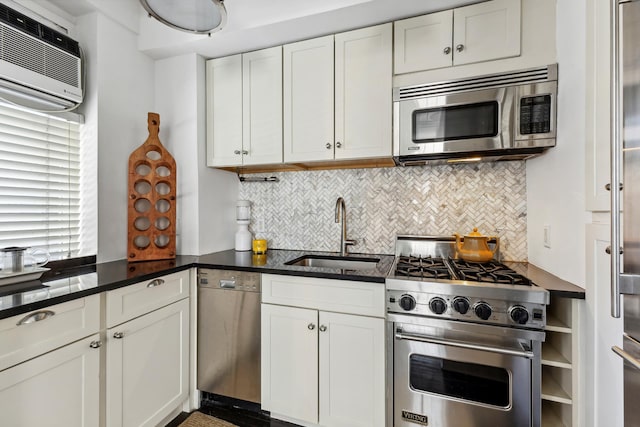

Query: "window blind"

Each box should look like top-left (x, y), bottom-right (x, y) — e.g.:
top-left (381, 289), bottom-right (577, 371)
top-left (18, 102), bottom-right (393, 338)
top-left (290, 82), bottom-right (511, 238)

top-left (0, 103), bottom-right (84, 260)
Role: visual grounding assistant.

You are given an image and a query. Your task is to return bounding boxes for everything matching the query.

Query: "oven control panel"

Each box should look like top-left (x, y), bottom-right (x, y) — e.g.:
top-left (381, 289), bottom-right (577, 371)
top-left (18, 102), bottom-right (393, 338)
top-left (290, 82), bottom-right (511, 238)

top-left (387, 290), bottom-right (546, 329)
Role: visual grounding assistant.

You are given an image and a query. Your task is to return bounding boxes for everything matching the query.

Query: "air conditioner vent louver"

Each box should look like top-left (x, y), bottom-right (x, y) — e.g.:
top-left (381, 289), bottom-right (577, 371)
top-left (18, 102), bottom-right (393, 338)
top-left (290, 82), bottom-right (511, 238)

top-left (396, 65), bottom-right (557, 100)
top-left (0, 3), bottom-right (82, 108)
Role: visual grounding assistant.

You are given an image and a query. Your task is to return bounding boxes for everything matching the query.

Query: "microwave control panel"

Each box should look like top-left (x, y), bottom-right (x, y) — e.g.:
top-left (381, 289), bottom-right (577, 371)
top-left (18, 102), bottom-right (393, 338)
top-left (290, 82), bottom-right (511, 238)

top-left (519, 94), bottom-right (552, 135)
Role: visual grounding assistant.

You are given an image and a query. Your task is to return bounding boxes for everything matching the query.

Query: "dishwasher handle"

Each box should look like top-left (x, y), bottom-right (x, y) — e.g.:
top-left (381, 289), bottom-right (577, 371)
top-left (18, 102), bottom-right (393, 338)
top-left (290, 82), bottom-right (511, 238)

top-left (219, 279), bottom-right (236, 289)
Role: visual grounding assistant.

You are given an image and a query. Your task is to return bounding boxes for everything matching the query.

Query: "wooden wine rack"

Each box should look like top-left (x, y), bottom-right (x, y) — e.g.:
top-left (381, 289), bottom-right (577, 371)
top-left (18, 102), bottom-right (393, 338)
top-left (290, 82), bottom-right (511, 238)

top-left (127, 113), bottom-right (177, 262)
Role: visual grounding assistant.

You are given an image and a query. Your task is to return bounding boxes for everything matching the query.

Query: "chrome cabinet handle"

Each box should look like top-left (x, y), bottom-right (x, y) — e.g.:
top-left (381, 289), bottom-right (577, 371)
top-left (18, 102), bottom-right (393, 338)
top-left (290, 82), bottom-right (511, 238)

top-left (443, 46), bottom-right (451, 54)
top-left (89, 341), bottom-right (102, 349)
top-left (147, 278), bottom-right (165, 288)
top-left (336, 142), bottom-right (342, 148)
top-left (611, 0), bottom-right (623, 318)
top-left (16, 310), bottom-right (55, 326)
top-left (319, 325), bottom-right (327, 332)
top-left (606, 246), bottom-right (624, 255)
top-left (605, 183), bottom-right (624, 191)
top-left (242, 150), bottom-right (248, 155)
top-left (613, 346), bottom-right (640, 371)
top-left (113, 332), bottom-right (124, 339)
top-left (308, 323), bottom-right (315, 330)
top-left (326, 143), bottom-right (332, 149)
top-left (234, 150), bottom-right (241, 155)
top-left (456, 44), bottom-right (465, 52)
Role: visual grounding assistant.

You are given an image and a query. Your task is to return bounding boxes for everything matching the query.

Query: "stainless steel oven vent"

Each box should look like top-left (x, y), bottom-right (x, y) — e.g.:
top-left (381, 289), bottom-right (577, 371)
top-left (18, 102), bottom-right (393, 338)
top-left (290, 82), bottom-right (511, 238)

top-left (394, 64), bottom-right (557, 101)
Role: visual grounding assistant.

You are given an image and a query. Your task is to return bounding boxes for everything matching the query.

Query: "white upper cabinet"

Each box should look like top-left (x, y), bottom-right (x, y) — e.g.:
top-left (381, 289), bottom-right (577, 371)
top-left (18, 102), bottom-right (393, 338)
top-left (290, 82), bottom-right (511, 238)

top-left (394, 0), bottom-right (522, 74)
top-left (283, 35), bottom-right (335, 163)
top-left (206, 55), bottom-right (243, 167)
top-left (335, 23), bottom-right (393, 160)
top-left (206, 47), bottom-right (283, 168)
top-left (283, 24), bottom-right (392, 164)
top-left (242, 46), bottom-right (283, 166)
top-left (394, 10), bottom-right (454, 74)
top-left (453, 0), bottom-right (521, 66)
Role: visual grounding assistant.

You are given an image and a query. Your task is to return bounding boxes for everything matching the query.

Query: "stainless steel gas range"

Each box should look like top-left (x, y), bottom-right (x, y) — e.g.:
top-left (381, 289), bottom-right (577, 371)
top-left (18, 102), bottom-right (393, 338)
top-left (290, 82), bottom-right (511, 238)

top-left (386, 235), bottom-right (549, 427)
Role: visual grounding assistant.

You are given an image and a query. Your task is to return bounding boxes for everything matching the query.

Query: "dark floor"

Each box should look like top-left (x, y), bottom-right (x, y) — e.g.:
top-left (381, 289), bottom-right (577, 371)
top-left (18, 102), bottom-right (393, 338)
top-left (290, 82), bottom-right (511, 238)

top-left (165, 400), bottom-right (301, 427)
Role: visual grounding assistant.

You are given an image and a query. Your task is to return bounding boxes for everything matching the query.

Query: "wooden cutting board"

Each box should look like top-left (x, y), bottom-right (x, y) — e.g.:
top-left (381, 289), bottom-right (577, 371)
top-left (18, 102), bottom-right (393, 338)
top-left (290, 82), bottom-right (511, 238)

top-left (127, 113), bottom-right (177, 262)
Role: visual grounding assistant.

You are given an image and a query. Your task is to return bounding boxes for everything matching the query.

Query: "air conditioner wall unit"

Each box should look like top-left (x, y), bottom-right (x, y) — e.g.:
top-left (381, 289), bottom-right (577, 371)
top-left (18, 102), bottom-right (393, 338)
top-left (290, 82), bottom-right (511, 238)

top-left (0, 3), bottom-right (82, 109)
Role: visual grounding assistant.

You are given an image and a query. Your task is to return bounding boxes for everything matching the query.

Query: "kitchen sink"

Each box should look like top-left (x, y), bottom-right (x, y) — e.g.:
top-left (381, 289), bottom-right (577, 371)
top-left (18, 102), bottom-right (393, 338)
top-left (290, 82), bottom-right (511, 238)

top-left (285, 255), bottom-right (380, 270)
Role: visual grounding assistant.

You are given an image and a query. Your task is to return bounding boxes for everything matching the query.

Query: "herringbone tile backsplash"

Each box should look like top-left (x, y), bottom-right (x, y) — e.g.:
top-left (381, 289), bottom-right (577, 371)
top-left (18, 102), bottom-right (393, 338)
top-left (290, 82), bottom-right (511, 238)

top-left (238, 162), bottom-right (527, 261)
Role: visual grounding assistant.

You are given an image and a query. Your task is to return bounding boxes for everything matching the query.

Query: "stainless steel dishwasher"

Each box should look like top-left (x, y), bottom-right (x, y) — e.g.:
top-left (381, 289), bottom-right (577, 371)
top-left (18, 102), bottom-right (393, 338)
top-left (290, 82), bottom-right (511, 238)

top-left (197, 269), bottom-right (261, 404)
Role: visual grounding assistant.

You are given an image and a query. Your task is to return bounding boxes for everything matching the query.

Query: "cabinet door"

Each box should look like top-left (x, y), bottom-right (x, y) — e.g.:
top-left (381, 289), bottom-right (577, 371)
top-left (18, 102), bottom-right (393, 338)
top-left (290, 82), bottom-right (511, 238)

top-left (586, 223), bottom-right (623, 427)
top-left (0, 334), bottom-right (100, 427)
top-left (261, 304), bottom-right (318, 424)
top-left (394, 10), bottom-right (453, 74)
top-left (107, 299), bottom-right (189, 427)
top-left (335, 23), bottom-right (392, 160)
top-left (206, 55), bottom-right (243, 167)
top-left (243, 46), bottom-right (283, 166)
top-left (453, 0), bottom-right (521, 66)
top-left (318, 312), bottom-right (385, 427)
top-left (283, 35), bottom-right (335, 163)
top-left (585, 0), bottom-right (611, 211)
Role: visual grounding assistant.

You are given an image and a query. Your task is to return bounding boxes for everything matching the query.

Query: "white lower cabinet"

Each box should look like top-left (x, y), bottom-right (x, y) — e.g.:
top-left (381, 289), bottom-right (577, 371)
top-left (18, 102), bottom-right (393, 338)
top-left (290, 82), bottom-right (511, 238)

top-left (0, 334), bottom-right (100, 427)
top-left (106, 298), bottom-right (190, 427)
top-left (261, 275), bottom-right (385, 427)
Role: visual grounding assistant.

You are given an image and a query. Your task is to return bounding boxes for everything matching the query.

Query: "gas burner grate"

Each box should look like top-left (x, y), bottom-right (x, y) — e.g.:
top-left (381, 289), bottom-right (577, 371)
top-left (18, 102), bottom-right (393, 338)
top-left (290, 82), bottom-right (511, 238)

top-left (451, 259), bottom-right (532, 286)
top-left (395, 256), bottom-right (452, 279)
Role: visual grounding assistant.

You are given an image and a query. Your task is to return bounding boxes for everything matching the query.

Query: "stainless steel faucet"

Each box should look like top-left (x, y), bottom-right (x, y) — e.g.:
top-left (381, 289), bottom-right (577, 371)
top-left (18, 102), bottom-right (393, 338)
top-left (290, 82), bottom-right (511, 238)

top-left (335, 197), bottom-right (356, 256)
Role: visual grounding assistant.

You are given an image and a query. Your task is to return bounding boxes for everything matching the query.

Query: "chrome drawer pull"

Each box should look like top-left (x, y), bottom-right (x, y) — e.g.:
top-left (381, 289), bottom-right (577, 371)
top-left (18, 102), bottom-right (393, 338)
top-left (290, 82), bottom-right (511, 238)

top-left (16, 310), bottom-right (55, 326)
top-left (308, 323), bottom-right (315, 331)
top-left (113, 332), bottom-right (124, 339)
top-left (319, 325), bottom-right (327, 332)
top-left (147, 278), bottom-right (165, 288)
top-left (613, 346), bottom-right (640, 371)
top-left (395, 332), bottom-right (534, 359)
top-left (89, 341), bottom-right (102, 349)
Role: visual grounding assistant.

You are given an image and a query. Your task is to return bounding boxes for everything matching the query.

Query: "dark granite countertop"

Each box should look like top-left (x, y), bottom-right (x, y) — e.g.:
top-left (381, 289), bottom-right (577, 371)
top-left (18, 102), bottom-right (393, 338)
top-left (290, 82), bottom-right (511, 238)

top-left (0, 249), bottom-right (394, 320)
top-left (504, 261), bottom-right (585, 299)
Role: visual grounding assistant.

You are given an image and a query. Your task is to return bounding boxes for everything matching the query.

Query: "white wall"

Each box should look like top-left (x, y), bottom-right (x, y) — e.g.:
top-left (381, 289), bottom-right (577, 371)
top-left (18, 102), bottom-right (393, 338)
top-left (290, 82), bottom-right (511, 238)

top-left (526, 0), bottom-right (587, 287)
top-left (76, 12), bottom-right (156, 263)
top-left (153, 54), bottom-right (238, 255)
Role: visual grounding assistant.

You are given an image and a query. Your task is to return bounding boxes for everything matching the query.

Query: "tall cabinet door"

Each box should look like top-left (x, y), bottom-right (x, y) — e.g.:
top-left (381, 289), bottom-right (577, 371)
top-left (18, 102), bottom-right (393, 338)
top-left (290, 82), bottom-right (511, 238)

top-left (261, 304), bottom-right (319, 424)
top-left (106, 299), bottom-right (189, 427)
top-left (0, 334), bottom-right (100, 427)
top-left (283, 35), bottom-right (335, 163)
top-left (318, 311), bottom-right (385, 427)
top-left (335, 23), bottom-right (392, 160)
top-left (394, 10), bottom-right (453, 74)
top-left (243, 46), bottom-right (283, 166)
top-left (206, 55), bottom-right (243, 167)
top-left (452, 0), bottom-right (521, 66)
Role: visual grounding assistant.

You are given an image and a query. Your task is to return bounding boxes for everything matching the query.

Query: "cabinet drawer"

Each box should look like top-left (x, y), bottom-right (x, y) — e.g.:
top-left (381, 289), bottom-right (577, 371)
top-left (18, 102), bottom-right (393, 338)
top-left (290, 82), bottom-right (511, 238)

top-left (262, 274), bottom-right (385, 318)
top-left (106, 270), bottom-right (190, 328)
top-left (0, 294), bottom-right (100, 372)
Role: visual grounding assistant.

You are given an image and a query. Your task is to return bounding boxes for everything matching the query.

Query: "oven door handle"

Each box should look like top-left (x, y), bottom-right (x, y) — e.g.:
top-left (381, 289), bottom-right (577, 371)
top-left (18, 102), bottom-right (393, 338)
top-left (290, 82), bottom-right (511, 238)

top-left (395, 332), bottom-right (534, 359)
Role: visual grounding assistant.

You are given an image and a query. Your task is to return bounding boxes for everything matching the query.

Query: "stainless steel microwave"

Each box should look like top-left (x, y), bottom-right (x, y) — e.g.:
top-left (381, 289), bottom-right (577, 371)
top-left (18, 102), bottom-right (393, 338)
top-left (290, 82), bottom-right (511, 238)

top-left (393, 64), bottom-right (557, 165)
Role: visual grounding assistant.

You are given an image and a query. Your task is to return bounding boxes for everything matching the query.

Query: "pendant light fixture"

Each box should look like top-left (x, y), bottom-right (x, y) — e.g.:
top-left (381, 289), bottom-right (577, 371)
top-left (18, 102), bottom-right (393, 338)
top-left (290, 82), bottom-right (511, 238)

top-left (139, 0), bottom-right (227, 35)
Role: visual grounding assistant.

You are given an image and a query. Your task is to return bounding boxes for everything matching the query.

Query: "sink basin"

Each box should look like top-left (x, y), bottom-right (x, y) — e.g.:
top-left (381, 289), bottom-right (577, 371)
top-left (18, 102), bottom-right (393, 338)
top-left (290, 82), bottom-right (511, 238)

top-left (285, 255), bottom-right (380, 270)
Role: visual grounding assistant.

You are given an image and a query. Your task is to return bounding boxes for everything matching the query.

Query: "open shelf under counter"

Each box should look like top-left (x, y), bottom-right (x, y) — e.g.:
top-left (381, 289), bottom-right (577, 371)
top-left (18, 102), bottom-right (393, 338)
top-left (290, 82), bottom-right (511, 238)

top-left (542, 373), bottom-right (573, 405)
top-left (542, 343), bottom-right (572, 369)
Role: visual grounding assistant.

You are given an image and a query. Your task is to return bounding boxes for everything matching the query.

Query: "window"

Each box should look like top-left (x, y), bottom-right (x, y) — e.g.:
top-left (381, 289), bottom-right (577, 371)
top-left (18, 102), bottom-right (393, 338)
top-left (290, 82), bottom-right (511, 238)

top-left (0, 102), bottom-right (95, 261)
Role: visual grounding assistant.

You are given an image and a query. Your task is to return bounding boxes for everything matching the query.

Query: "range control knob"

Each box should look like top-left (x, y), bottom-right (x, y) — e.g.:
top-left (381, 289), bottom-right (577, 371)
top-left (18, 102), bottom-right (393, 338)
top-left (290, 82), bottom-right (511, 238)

top-left (399, 294), bottom-right (417, 311)
top-left (474, 302), bottom-right (492, 320)
top-left (452, 297), bottom-right (470, 314)
top-left (509, 305), bottom-right (530, 325)
top-left (429, 297), bottom-right (447, 315)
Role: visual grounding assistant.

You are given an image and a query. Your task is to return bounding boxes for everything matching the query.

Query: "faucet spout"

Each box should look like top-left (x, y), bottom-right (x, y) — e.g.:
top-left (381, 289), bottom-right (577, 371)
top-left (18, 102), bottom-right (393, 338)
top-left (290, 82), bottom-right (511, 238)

top-left (334, 197), bottom-right (356, 256)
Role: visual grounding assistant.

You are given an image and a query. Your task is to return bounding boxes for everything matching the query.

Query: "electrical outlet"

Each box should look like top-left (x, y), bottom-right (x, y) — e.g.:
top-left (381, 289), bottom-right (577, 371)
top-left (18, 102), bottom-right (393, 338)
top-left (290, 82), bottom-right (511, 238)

top-left (543, 225), bottom-right (551, 248)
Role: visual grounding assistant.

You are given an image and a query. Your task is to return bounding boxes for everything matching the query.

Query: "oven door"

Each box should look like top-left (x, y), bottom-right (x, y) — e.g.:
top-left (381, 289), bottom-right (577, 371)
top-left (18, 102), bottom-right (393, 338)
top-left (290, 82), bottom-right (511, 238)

top-left (393, 321), bottom-right (536, 427)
